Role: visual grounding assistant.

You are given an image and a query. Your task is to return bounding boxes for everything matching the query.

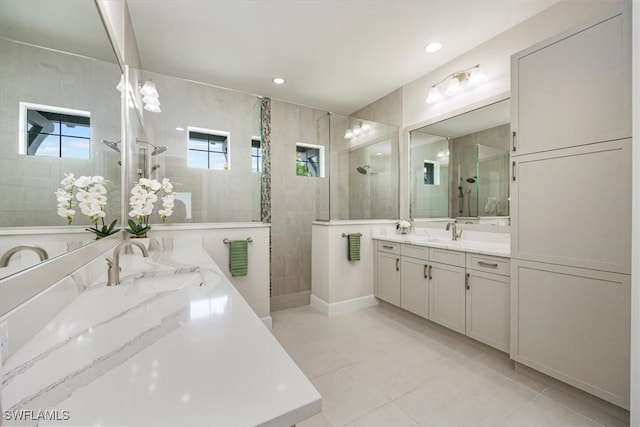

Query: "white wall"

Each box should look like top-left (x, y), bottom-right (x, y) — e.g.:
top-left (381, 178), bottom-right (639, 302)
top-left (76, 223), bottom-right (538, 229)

top-left (311, 221), bottom-right (395, 309)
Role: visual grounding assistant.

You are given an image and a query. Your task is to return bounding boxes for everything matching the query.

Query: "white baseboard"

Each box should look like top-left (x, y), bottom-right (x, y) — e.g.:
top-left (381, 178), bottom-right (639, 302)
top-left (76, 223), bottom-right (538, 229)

top-left (261, 316), bottom-right (272, 330)
top-left (310, 294), bottom-right (378, 316)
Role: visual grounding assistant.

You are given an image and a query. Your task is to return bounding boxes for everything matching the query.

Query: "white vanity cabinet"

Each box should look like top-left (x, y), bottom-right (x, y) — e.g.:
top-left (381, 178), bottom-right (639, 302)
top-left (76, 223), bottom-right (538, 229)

top-left (465, 254), bottom-right (510, 352)
top-left (428, 261), bottom-right (466, 334)
top-left (374, 239), bottom-right (510, 348)
top-left (400, 256), bottom-right (429, 318)
top-left (375, 241), bottom-right (401, 305)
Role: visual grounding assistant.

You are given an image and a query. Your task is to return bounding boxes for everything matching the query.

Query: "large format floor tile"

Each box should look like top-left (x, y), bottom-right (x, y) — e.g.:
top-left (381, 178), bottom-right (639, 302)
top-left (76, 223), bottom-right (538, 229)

top-left (271, 303), bottom-right (629, 427)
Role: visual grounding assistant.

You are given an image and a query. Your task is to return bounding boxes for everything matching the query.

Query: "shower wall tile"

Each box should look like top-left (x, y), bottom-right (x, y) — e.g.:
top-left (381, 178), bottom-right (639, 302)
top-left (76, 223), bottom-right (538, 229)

top-left (270, 100), bottom-right (327, 306)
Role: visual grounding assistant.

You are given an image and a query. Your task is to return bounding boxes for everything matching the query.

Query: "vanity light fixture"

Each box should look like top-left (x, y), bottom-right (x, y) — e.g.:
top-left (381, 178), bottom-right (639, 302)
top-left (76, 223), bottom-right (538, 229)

top-left (344, 121), bottom-right (373, 140)
top-left (175, 127), bottom-right (185, 132)
top-left (139, 80), bottom-right (161, 113)
top-left (272, 77), bottom-right (286, 85)
top-left (426, 64), bottom-right (487, 104)
top-left (424, 42), bottom-right (442, 53)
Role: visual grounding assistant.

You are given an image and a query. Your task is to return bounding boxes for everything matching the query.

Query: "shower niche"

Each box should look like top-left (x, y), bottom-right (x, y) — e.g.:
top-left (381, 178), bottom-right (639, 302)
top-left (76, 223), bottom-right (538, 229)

top-left (410, 99), bottom-right (511, 220)
top-left (316, 113), bottom-right (399, 221)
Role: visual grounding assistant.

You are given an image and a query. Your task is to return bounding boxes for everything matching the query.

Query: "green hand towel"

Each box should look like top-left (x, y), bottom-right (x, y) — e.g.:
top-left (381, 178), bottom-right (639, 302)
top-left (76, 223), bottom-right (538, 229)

top-left (347, 234), bottom-right (361, 261)
top-left (229, 240), bottom-right (248, 277)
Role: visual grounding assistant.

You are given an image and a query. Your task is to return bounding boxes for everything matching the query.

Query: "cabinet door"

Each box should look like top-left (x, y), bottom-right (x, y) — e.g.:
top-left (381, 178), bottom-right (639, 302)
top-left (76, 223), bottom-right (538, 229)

top-left (511, 259), bottom-right (630, 409)
top-left (465, 270), bottom-right (509, 352)
top-left (428, 262), bottom-right (466, 334)
top-left (376, 251), bottom-right (400, 305)
top-left (511, 7), bottom-right (631, 155)
top-left (511, 139), bottom-right (631, 274)
top-left (400, 257), bottom-right (428, 318)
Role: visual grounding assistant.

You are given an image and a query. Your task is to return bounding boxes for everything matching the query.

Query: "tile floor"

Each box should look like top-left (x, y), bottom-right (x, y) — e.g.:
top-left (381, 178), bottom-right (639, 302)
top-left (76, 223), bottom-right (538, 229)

top-left (271, 302), bottom-right (630, 427)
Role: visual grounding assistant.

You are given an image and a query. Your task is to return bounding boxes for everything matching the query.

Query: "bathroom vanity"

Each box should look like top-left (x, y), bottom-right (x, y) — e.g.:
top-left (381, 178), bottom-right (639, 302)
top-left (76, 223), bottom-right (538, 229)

top-left (373, 232), bottom-right (510, 353)
top-left (1, 242), bottom-right (320, 426)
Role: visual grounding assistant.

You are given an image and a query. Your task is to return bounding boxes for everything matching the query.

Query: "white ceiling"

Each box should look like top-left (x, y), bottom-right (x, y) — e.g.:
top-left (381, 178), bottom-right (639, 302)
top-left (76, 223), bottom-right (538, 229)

top-left (127, 0), bottom-right (560, 115)
top-left (0, 0), bottom-right (117, 64)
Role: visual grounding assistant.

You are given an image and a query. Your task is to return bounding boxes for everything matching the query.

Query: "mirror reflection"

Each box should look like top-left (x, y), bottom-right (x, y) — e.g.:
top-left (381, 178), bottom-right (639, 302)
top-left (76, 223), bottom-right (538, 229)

top-left (0, 1), bottom-right (121, 278)
top-left (410, 99), bottom-right (510, 220)
top-left (127, 69), bottom-right (263, 224)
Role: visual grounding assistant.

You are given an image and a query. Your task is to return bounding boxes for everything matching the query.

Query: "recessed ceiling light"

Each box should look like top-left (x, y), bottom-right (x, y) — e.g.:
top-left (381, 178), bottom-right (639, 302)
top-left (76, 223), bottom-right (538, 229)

top-left (272, 77), bottom-right (286, 85)
top-left (425, 42), bottom-right (442, 53)
top-left (176, 127), bottom-right (184, 131)
top-left (376, 152), bottom-right (382, 156)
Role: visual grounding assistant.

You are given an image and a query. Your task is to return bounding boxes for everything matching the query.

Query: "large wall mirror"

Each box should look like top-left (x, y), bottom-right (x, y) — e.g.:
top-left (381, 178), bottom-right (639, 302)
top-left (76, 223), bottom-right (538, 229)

top-left (410, 99), bottom-right (510, 221)
top-left (0, 1), bottom-right (123, 279)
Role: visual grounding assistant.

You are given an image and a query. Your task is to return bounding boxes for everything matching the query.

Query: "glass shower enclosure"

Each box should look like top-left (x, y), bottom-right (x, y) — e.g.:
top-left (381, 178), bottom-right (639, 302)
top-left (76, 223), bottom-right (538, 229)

top-left (316, 113), bottom-right (399, 221)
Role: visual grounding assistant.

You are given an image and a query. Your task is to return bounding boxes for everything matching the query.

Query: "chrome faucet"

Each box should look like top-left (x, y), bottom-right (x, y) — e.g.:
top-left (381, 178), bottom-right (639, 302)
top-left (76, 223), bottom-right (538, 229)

top-left (0, 245), bottom-right (49, 267)
top-left (106, 240), bottom-right (149, 286)
top-left (446, 222), bottom-right (463, 241)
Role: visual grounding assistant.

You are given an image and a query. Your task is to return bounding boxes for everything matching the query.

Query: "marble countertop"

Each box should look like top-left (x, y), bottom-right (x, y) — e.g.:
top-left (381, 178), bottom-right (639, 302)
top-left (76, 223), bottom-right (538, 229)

top-left (1, 245), bottom-right (321, 426)
top-left (372, 231), bottom-right (510, 258)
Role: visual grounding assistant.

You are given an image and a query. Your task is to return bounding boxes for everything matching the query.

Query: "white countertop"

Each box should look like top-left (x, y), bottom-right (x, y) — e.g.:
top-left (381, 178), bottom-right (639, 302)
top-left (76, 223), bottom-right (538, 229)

top-left (1, 245), bottom-right (320, 426)
top-left (372, 231), bottom-right (510, 258)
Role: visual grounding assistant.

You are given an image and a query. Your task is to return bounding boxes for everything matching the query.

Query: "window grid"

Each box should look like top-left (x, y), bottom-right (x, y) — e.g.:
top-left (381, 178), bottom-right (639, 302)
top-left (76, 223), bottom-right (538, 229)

top-left (188, 130), bottom-right (229, 170)
top-left (26, 109), bottom-right (90, 159)
top-left (252, 138), bottom-right (262, 173)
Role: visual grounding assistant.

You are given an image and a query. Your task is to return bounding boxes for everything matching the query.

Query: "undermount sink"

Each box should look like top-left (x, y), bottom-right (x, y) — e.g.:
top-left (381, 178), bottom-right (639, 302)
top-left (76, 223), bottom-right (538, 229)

top-left (123, 271), bottom-right (204, 295)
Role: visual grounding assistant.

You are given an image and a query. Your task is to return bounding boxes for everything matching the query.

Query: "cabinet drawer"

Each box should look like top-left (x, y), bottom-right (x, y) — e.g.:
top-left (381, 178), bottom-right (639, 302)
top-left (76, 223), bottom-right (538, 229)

top-left (377, 240), bottom-right (401, 255)
top-left (402, 244), bottom-right (429, 260)
top-left (429, 248), bottom-right (465, 267)
top-left (466, 253), bottom-right (510, 276)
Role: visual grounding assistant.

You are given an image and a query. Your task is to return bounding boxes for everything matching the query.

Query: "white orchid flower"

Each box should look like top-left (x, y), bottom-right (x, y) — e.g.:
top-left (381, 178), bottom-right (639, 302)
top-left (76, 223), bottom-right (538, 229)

top-left (149, 179), bottom-right (162, 191)
top-left (161, 178), bottom-right (173, 192)
top-left (91, 176), bottom-right (105, 184)
top-left (74, 175), bottom-right (92, 188)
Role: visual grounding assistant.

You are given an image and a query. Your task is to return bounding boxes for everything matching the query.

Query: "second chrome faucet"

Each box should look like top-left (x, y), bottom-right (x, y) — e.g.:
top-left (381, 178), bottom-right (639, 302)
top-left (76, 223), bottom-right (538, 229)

top-left (446, 222), bottom-right (463, 241)
top-left (106, 240), bottom-right (149, 286)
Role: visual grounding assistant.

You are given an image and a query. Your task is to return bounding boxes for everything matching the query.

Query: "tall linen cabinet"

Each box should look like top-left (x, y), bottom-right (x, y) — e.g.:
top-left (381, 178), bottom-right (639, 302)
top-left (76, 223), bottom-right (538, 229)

top-left (509, 5), bottom-right (632, 409)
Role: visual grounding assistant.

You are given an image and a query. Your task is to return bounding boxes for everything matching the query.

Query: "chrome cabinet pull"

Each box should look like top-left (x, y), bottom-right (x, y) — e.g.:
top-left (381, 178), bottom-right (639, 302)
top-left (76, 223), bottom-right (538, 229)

top-left (478, 261), bottom-right (499, 268)
top-left (466, 273), bottom-right (470, 290)
top-left (383, 245), bottom-right (394, 250)
top-left (396, 258), bottom-right (400, 271)
top-left (428, 265), bottom-right (432, 280)
top-left (512, 130), bottom-right (517, 152)
top-left (512, 161), bottom-right (516, 181)
top-left (424, 264), bottom-right (428, 279)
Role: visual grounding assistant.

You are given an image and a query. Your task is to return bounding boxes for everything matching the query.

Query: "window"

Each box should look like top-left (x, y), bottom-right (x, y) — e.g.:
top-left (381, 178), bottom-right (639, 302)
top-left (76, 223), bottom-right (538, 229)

top-left (187, 129), bottom-right (230, 170)
top-left (252, 137), bottom-right (262, 173)
top-left (20, 103), bottom-right (90, 159)
top-left (296, 143), bottom-right (324, 177)
top-left (424, 160), bottom-right (441, 185)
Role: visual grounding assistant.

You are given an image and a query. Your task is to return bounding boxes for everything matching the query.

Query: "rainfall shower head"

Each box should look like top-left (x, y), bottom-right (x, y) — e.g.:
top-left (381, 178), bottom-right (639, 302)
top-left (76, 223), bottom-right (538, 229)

top-left (151, 146), bottom-right (167, 156)
top-left (356, 165), bottom-right (371, 175)
top-left (137, 138), bottom-right (167, 156)
top-left (102, 139), bottom-right (121, 153)
top-left (466, 176), bottom-right (478, 183)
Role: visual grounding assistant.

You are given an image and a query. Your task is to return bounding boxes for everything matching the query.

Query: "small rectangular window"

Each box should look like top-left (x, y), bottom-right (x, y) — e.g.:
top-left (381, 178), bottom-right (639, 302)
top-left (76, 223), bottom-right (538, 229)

top-left (424, 160), bottom-right (441, 185)
top-left (296, 143), bottom-right (324, 177)
top-left (187, 129), bottom-right (230, 170)
top-left (252, 137), bottom-right (262, 173)
top-left (20, 103), bottom-right (90, 159)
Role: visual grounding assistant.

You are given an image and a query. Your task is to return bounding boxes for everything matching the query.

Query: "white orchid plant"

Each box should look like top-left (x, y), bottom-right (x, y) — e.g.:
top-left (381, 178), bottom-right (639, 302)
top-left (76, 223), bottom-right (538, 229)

top-left (55, 173), bottom-right (119, 239)
top-left (127, 178), bottom-right (175, 238)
